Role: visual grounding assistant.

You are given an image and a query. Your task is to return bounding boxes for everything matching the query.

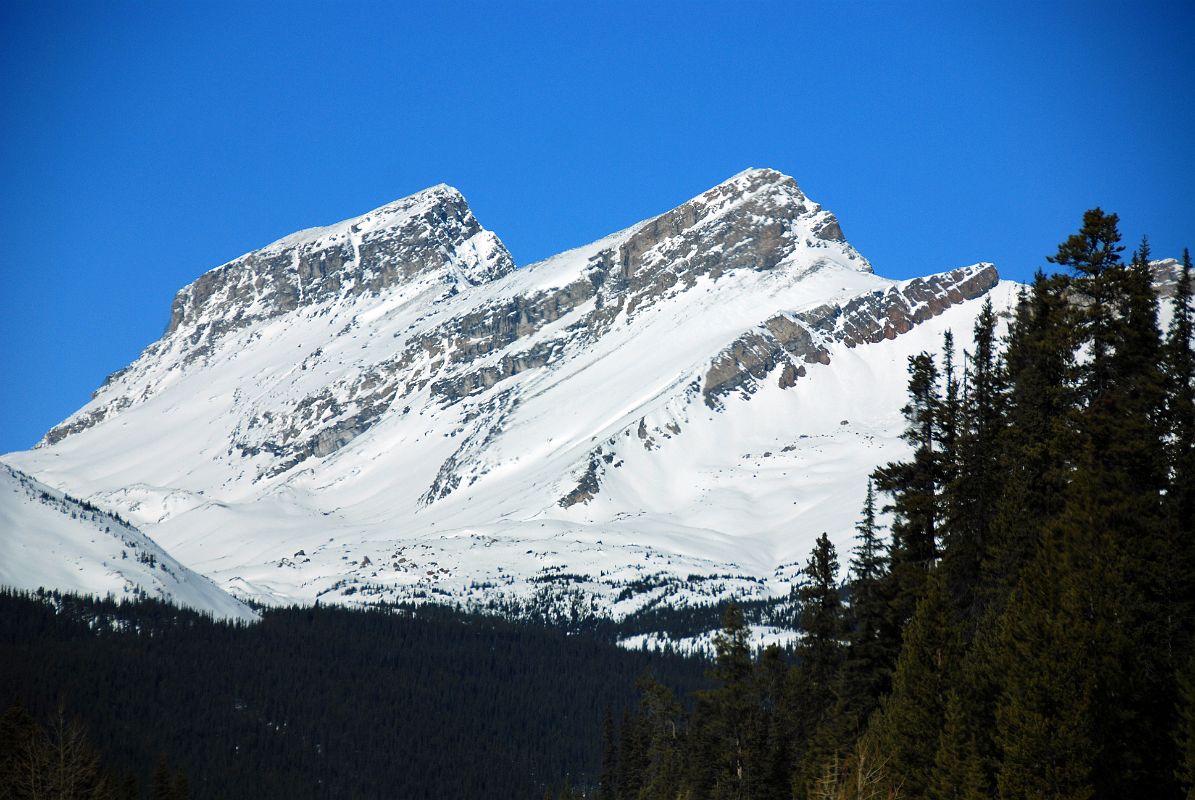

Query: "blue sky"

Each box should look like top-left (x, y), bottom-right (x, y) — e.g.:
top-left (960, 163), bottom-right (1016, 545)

top-left (1, 0), bottom-right (1192, 452)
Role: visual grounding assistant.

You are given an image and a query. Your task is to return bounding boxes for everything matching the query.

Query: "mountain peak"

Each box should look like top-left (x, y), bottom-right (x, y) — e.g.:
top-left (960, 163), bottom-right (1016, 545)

top-left (719, 166), bottom-right (797, 189)
top-left (162, 183), bottom-right (513, 339)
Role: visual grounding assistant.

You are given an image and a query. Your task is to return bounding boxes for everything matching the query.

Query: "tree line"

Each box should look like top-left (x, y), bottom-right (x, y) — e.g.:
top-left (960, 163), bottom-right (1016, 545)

top-left (588, 211), bottom-right (1195, 800)
top-left (0, 589), bottom-right (705, 799)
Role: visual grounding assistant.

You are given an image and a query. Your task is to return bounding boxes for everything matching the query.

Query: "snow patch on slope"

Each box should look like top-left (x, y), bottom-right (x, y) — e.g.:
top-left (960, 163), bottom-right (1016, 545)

top-left (0, 465), bottom-right (257, 621)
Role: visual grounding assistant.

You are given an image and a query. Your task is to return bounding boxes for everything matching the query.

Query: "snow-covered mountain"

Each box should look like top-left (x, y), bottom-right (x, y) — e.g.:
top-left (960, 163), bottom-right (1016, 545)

top-left (2, 168), bottom-right (1020, 618)
top-left (0, 464), bottom-right (256, 621)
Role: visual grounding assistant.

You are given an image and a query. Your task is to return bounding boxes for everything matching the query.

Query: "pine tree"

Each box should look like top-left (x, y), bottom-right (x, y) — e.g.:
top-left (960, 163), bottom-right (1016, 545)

top-left (1164, 249), bottom-right (1195, 649)
top-left (797, 485), bottom-right (893, 796)
top-left (843, 479), bottom-right (896, 705)
top-left (1048, 207), bottom-right (1125, 401)
top-left (873, 352), bottom-right (942, 632)
top-left (699, 603), bottom-right (754, 800)
top-left (1177, 654), bottom-right (1195, 800)
top-left (636, 675), bottom-right (684, 800)
top-left (599, 706), bottom-right (617, 800)
top-left (985, 272), bottom-right (1076, 606)
top-left (617, 708), bottom-right (647, 800)
top-left (942, 299), bottom-right (1006, 628)
top-left (749, 645), bottom-right (795, 800)
top-left (993, 521), bottom-right (1098, 800)
top-left (796, 533), bottom-right (845, 701)
top-left (1068, 225), bottom-right (1171, 797)
top-left (928, 689), bottom-right (989, 800)
top-left (867, 570), bottom-right (959, 799)
top-left (938, 330), bottom-right (962, 493)
top-left (791, 534), bottom-right (847, 794)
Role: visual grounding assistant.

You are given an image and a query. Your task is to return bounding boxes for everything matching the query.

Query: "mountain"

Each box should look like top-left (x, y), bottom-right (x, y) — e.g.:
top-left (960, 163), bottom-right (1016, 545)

top-left (2, 169), bottom-right (1018, 622)
top-left (0, 464), bottom-right (255, 621)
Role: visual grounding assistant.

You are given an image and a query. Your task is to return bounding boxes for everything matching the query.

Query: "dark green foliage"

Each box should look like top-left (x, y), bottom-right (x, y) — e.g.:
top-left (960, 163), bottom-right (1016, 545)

top-left (151, 756), bottom-right (190, 800)
top-left (1164, 249), bottom-right (1195, 648)
top-left (928, 689), bottom-right (988, 800)
top-left (873, 351), bottom-right (943, 632)
top-left (1178, 654), bottom-right (1195, 799)
top-left (868, 571), bottom-right (959, 798)
top-left (0, 589), bottom-right (704, 800)
top-left (702, 603), bottom-right (754, 799)
top-left (594, 210), bottom-right (1191, 800)
top-left (941, 300), bottom-right (1007, 629)
top-left (985, 271), bottom-right (1076, 606)
top-left (993, 524), bottom-right (1098, 800)
top-left (633, 675), bottom-right (684, 800)
top-left (599, 707), bottom-right (617, 800)
top-left (795, 533), bottom-right (845, 702)
top-left (1049, 207), bottom-right (1125, 400)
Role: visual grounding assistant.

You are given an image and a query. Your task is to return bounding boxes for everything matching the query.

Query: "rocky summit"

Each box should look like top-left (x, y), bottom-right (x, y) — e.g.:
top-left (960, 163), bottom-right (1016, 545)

top-left (3, 168), bottom-right (1018, 625)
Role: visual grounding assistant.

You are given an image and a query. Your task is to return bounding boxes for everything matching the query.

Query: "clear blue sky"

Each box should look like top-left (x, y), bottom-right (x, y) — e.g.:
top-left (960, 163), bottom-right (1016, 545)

top-left (1, 0), bottom-right (1192, 453)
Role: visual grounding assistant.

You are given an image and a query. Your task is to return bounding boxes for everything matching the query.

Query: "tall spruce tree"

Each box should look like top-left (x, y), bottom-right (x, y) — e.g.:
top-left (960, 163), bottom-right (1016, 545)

top-left (873, 352), bottom-right (942, 633)
top-left (696, 603), bottom-right (754, 800)
top-left (599, 706), bottom-right (617, 800)
top-left (797, 484), bottom-right (893, 795)
top-left (929, 688), bottom-right (989, 800)
top-left (1048, 207), bottom-right (1125, 401)
top-left (942, 300), bottom-right (1007, 628)
top-left (635, 675), bottom-right (684, 800)
top-left (791, 532), bottom-right (846, 792)
top-left (867, 570), bottom-right (960, 799)
top-left (1177, 654), bottom-right (1195, 800)
top-left (997, 214), bottom-right (1176, 798)
top-left (993, 522), bottom-right (1098, 800)
top-left (1164, 249), bottom-right (1195, 648)
top-left (1074, 226), bottom-right (1171, 797)
top-left (984, 272), bottom-right (1076, 606)
top-left (843, 479), bottom-right (896, 704)
top-left (795, 533), bottom-right (845, 704)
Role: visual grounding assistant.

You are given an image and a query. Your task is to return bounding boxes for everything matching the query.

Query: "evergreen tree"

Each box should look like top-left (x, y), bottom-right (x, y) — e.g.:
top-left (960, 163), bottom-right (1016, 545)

top-left (873, 352), bottom-right (942, 632)
top-left (993, 523), bottom-right (1097, 800)
top-left (1177, 654), bottom-right (1195, 800)
top-left (1048, 206), bottom-right (1125, 401)
top-left (867, 570), bottom-right (959, 799)
top-left (790, 534), bottom-right (846, 795)
top-left (618, 708), bottom-right (647, 800)
top-left (599, 706), bottom-right (617, 800)
top-left (928, 689), bottom-right (989, 800)
top-left (938, 330), bottom-right (962, 495)
top-left (696, 603), bottom-right (754, 800)
top-left (985, 272), bottom-right (1076, 605)
top-left (1164, 249), bottom-right (1195, 647)
top-left (635, 675), bottom-right (684, 800)
top-left (797, 484), bottom-right (893, 796)
top-left (842, 479), bottom-right (895, 706)
top-left (1071, 226), bottom-right (1171, 797)
top-left (942, 299), bottom-right (1006, 628)
top-left (749, 645), bottom-right (795, 800)
top-left (795, 533), bottom-right (845, 702)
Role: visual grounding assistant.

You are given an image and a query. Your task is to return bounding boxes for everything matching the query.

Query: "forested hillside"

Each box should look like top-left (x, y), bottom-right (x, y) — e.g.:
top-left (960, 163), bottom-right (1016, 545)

top-left (0, 590), bottom-right (705, 799)
top-left (591, 214), bottom-right (1195, 800)
top-left (3, 211), bottom-right (1191, 800)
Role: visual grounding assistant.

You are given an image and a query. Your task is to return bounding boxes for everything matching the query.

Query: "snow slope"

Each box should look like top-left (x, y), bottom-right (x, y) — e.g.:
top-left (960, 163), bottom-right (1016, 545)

top-left (2, 168), bottom-right (1019, 618)
top-left (0, 464), bottom-right (256, 621)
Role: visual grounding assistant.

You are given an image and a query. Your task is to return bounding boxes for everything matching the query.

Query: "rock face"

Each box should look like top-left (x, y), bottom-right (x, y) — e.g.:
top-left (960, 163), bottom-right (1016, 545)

top-left (6, 168), bottom-right (1021, 618)
top-left (166, 184), bottom-right (513, 336)
top-left (703, 264), bottom-right (1000, 406)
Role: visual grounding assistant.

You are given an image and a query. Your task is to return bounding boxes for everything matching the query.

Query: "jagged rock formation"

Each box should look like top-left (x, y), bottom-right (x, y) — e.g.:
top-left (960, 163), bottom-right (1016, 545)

top-left (5, 168), bottom-right (1023, 619)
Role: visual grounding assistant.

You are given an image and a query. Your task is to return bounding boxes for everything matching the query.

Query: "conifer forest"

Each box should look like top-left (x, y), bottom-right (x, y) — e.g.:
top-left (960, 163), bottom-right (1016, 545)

top-left (3, 211), bottom-right (1193, 800)
top-left (586, 214), bottom-right (1195, 800)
